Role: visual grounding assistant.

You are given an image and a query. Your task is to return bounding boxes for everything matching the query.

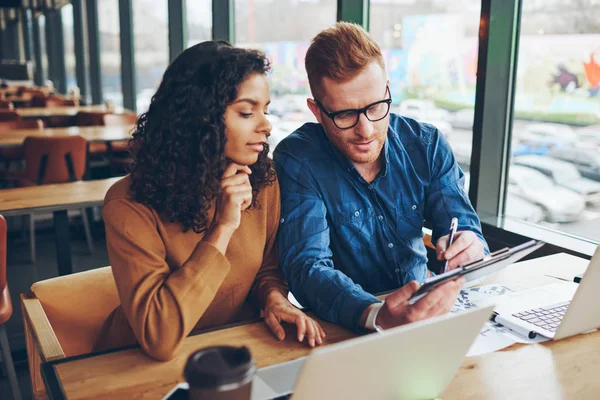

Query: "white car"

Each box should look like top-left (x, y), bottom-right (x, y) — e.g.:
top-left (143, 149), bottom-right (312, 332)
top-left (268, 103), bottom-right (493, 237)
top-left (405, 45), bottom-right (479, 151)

top-left (450, 108), bottom-right (475, 130)
top-left (507, 165), bottom-right (585, 223)
top-left (518, 123), bottom-right (577, 147)
top-left (576, 125), bottom-right (600, 149)
top-left (513, 155), bottom-right (600, 205)
top-left (396, 99), bottom-right (453, 137)
top-left (464, 172), bottom-right (543, 223)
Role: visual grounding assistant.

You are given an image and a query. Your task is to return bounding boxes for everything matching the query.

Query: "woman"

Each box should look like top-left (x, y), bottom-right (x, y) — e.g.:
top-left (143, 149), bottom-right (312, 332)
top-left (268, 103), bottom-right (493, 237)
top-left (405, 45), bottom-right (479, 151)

top-left (94, 41), bottom-right (325, 361)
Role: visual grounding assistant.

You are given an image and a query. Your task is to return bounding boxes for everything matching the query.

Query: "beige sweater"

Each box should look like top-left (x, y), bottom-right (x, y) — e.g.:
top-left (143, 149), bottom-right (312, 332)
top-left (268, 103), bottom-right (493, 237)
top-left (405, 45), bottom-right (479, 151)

top-left (93, 176), bottom-right (287, 360)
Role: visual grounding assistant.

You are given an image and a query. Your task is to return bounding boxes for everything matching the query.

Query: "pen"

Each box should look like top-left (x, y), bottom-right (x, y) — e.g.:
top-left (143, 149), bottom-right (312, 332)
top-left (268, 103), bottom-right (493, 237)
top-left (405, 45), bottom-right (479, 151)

top-left (443, 217), bottom-right (458, 274)
top-left (492, 313), bottom-right (537, 339)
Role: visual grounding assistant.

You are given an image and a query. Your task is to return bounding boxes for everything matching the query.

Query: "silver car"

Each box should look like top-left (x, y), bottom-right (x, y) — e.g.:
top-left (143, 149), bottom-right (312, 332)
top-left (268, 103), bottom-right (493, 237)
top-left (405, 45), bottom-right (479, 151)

top-left (508, 165), bottom-right (585, 223)
top-left (513, 155), bottom-right (600, 205)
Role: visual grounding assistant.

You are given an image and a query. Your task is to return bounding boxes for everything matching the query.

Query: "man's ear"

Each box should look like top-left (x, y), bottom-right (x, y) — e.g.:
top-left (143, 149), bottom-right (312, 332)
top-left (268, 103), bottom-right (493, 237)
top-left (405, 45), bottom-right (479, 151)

top-left (307, 98), bottom-right (323, 124)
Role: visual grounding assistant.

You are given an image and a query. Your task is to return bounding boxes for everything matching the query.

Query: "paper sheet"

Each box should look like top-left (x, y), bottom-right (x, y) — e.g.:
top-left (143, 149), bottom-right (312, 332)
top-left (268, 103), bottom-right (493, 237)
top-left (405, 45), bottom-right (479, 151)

top-left (453, 284), bottom-right (549, 357)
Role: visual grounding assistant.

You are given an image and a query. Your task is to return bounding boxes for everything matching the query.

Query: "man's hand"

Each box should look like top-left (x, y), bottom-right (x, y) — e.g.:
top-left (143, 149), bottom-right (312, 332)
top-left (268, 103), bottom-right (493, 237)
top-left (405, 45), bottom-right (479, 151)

top-left (263, 290), bottom-right (326, 348)
top-left (436, 230), bottom-right (485, 271)
top-left (372, 277), bottom-right (465, 330)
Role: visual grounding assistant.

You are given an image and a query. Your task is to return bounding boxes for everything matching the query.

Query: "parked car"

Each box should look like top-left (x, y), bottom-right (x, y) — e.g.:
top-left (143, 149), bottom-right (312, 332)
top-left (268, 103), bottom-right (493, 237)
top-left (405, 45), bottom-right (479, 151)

top-left (450, 108), bottom-right (474, 130)
top-left (451, 142), bottom-right (472, 171)
top-left (518, 123), bottom-right (577, 148)
top-left (395, 99), bottom-right (453, 137)
top-left (549, 147), bottom-right (600, 182)
top-left (576, 125), bottom-right (600, 149)
top-left (513, 155), bottom-right (600, 205)
top-left (507, 165), bottom-right (585, 223)
top-left (504, 193), bottom-right (545, 224)
top-left (464, 172), bottom-right (544, 223)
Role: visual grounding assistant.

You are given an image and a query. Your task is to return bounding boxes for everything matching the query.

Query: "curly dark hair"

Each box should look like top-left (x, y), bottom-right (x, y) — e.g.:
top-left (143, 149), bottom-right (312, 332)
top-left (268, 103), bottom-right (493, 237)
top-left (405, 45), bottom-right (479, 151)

top-left (128, 40), bottom-right (275, 233)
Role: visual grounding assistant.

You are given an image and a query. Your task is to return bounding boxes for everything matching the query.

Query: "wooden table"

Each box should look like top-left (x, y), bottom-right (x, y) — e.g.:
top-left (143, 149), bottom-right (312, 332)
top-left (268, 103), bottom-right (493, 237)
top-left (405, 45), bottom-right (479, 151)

top-left (40, 253), bottom-right (598, 399)
top-left (0, 177), bottom-right (120, 275)
top-left (0, 125), bottom-right (134, 148)
top-left (16, 105), bottom-right (132, 119)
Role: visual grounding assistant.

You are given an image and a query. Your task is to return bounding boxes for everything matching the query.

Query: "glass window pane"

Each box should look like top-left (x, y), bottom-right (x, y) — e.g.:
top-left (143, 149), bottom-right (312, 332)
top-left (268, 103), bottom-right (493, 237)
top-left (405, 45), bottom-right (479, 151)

top-left (61, 4), bottom-right (77, 93)
top-left (234, 0), bottom-right (337, 153)
top-left (187, 0), bottom-right (212, 47)
top-left (98, 0), bottom-right (122, 107)
top-left (133, 0), bottom-right (169, 114)
top-left (370, 0), bottom-right (482, 188)
top-left (507, 1), bottom-right (600, 240)
top-left (38, 15), bottom-right (49, 84)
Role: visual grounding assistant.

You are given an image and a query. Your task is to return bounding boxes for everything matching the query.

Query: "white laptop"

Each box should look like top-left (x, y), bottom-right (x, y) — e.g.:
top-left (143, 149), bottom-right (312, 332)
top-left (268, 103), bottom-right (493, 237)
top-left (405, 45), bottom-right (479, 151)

top-left (251, 305), bottom-right (494, 400)
top-left (494, 246), bottom-right (600, 340)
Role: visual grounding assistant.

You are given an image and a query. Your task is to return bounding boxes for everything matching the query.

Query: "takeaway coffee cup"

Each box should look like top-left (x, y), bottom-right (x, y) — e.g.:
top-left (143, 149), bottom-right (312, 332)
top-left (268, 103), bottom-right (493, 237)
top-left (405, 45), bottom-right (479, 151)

top-left (184, 346), bottom-right (256, 400)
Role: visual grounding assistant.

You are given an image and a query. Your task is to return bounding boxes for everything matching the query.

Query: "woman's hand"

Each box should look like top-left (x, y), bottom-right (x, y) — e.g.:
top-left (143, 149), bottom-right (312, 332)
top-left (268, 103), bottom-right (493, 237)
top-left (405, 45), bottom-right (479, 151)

top-left (213, 163), bottom-right (253, 232)
top-left (203, 163), bottom-right (253, 255)
top-left (263, 290), bottom-right (326, 348)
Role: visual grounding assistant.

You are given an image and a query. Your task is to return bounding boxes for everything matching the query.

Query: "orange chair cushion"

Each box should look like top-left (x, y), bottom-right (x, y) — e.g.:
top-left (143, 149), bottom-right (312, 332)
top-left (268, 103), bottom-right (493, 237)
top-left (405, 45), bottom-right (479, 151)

top-left (0, 286), bottom-right (12, 325)
top-left (31, 267), bottom-right (120, 357)
top-left (23, 135), bottom-right (87, 184)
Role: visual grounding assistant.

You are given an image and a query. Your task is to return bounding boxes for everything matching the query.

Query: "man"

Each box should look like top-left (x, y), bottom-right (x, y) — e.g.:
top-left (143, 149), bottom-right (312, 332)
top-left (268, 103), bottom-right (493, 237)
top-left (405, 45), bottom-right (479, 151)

top-left (274, 22), bottom-right (488, 333)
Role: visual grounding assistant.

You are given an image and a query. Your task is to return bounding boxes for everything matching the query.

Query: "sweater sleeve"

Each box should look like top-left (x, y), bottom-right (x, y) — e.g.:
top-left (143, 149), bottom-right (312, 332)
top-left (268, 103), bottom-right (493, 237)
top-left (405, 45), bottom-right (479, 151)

top-left (103, 198), bottom-right (230, 361)
top-left (248, 178), bottom-right (288, 309)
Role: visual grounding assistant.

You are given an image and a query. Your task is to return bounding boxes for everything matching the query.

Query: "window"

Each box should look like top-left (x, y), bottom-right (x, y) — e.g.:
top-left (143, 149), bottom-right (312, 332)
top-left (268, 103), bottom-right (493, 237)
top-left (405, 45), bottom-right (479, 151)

top-left (506, 0), bottom-right (600, 242)
top-left (98, 0), bottom-right (122, 107)
top-left (38, 15), bottom-right (49, 85)
top-left (133, 0), bottom-right (169, 113)
top-left (234, 0), bottom-right (337, 153)
top-left (187, 0), bottom-right (212, 48)
top-left (61, 4), bottom-right (77, 93)
top-left (370, 0), bottom-right (482, 187)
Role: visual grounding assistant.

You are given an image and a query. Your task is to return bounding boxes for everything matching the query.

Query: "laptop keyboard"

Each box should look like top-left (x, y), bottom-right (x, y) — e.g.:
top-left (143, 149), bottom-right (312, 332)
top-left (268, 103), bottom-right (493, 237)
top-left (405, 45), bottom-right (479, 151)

top-left (513, 301), bottom-right (571, 332)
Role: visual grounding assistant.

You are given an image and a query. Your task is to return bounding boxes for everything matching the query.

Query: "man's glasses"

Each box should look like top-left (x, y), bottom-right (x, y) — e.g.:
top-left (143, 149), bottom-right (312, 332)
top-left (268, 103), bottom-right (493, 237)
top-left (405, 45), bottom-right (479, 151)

top-left (315, 86), bottom-right (392, 130)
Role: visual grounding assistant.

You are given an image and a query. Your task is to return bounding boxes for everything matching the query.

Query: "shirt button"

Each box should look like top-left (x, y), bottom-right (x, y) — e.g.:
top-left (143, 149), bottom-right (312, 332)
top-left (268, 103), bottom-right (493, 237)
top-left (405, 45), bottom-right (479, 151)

top-left (378, 215), bottom-right (384, 221)
top-left (388, 243), bottom-right (394, 249)
top-left (395, 268), bottom-right (400, 273)
top-left (280, 218), bottom-right (285, 223)
top-left (354, 211), bottom-right (360, 217)
top-left (412, 205), bottom-right (417, 210)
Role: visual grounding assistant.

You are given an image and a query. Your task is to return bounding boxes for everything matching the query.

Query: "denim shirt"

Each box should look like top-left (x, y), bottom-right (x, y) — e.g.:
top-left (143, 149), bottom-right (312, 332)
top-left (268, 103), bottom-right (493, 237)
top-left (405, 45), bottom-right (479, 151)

top-left (274, 113), bottom-right (488, 332)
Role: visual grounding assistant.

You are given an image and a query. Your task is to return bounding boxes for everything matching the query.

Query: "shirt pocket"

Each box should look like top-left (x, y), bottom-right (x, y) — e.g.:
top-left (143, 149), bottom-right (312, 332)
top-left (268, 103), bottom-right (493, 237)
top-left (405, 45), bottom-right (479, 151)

top-left (395, 199), bottom-right (425, 240)
top-left (332, 206), bottom-right (374, 250)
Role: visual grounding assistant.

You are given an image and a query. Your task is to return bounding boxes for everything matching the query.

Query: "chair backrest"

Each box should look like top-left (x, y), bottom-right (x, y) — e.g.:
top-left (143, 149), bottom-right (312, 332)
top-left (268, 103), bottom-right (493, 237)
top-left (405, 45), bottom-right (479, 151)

top-left (0, 118), bottom-right (44, 131)
top-left (23, 135), bottom-right (87, 184)
top-left (74, 111), bottom-right (106, 126)
top-left (29, 94), bottom-right (48, 107)
top-left (44, 97), bottom-right (78, 108)
top-left (102, 113), bottom-right (138, 126)
top-left (0, 99), bottom-right (13, 110)
top-left (31, 267), bottom-right (120, 357)
top-left (0, 111), bottom-right (20, 121)
top-left (0, 215), bottom-right (6, 291)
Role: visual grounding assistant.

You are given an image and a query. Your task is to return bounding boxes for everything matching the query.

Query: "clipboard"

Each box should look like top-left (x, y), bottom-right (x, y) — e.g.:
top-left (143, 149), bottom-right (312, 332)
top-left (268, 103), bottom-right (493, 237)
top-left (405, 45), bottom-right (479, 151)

top-left (409, 240), bottom-right (545, 304)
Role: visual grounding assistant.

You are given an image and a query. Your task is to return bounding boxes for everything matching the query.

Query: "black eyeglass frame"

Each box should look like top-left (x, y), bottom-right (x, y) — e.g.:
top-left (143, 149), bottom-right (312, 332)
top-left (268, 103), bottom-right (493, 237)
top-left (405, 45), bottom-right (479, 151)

top-left (314, 86), bottom-right (392, 130)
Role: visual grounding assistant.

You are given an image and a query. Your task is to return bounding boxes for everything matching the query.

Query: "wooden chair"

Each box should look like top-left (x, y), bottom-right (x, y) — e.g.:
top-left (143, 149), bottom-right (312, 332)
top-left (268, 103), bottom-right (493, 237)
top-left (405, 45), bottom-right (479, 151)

top-left (22, 267), bottom-right (119, 400)
top-left (0, 214), bottom-right (22, 400)
top-left (0, 99), bottom-right (14, 110)
top-left (0, 111), bottom-right (20, 122)
top-left (74, 111), bottom-right (109, 155)
top-left (10, 136), bottom-right (94, 262)
top-left (102, 113), bottom-right (136, 172)
top-left (0, 119), bottom-right (44, 170)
